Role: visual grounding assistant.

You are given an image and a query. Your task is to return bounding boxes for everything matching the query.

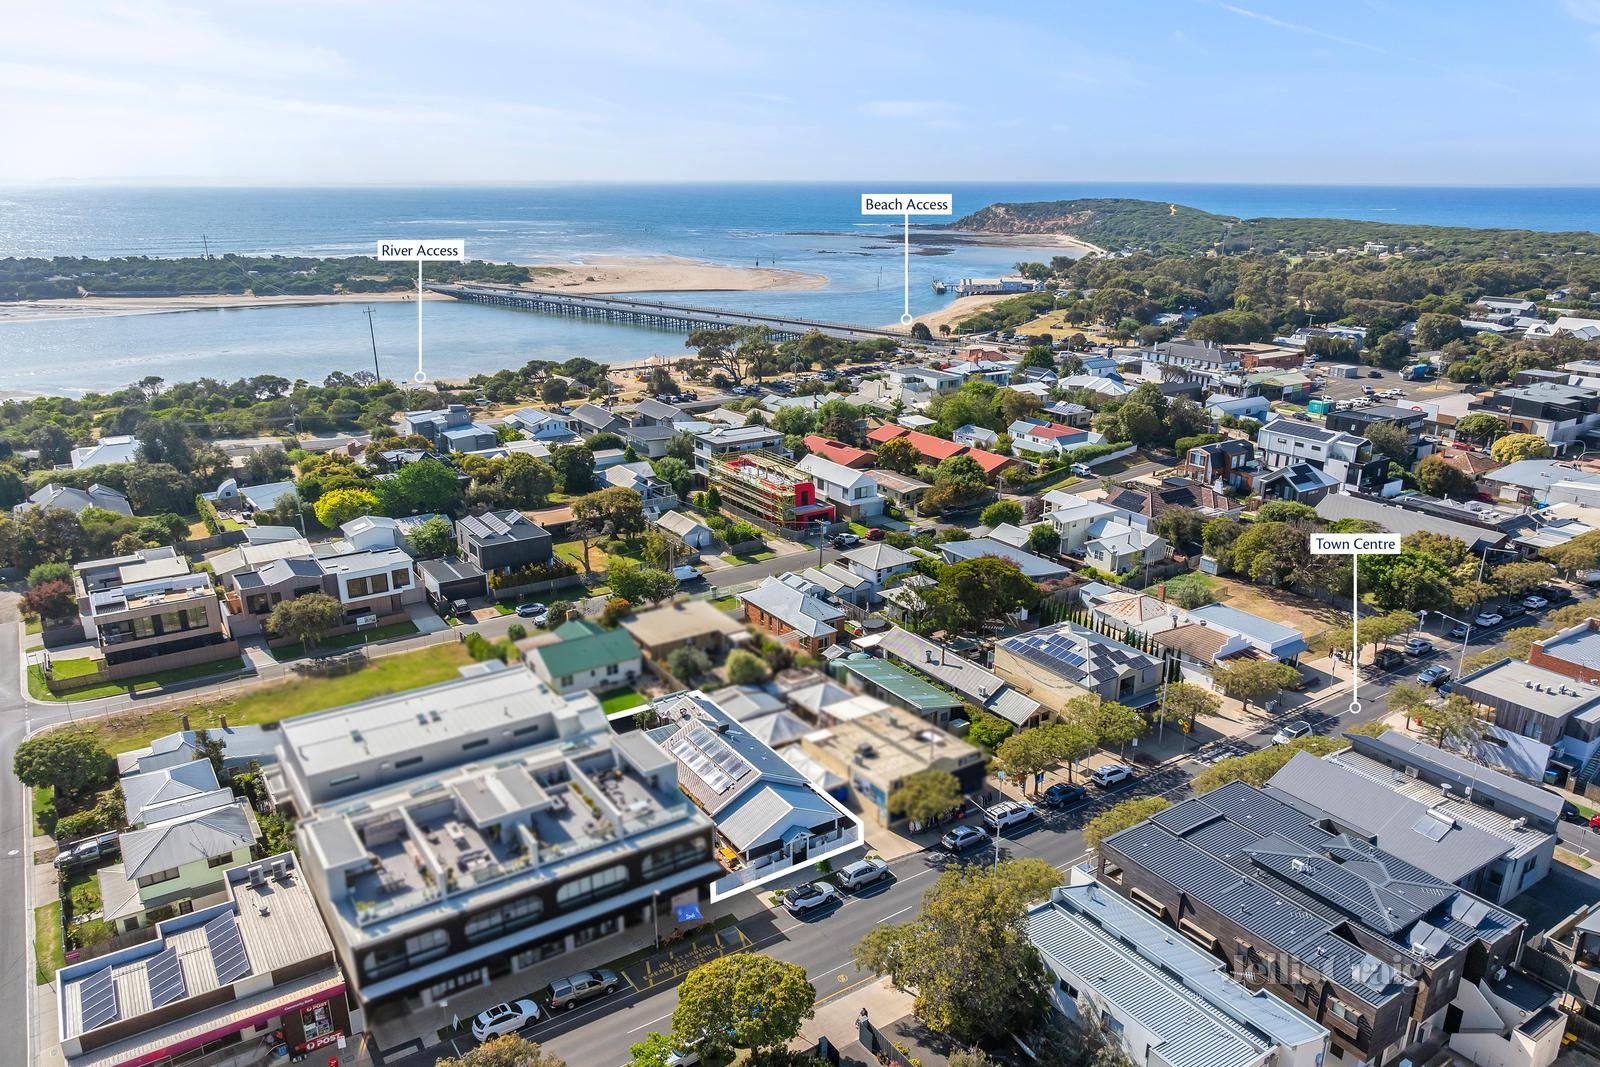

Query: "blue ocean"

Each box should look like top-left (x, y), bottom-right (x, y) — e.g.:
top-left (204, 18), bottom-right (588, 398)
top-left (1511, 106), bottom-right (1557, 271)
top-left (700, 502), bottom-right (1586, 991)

top-left (2, 182), bottom-right (1598, 397)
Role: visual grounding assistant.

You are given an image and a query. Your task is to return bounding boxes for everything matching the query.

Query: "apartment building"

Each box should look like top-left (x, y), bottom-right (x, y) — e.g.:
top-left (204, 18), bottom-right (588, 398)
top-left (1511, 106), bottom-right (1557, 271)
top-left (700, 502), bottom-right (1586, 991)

top-left (73, 547), bottom-right (237, 679)
top-left (277, 664), bottom-right (720, 1008)
top-left (798, 709), bottom-right (984, 826)
top-left (693, 424), bottom-right (784, 475)
top-left (708, 450), bottom-right (836, 529)
top-left (1256, 419), bottom-right (1393, 495)
top-left (1099, 782), bottom-right (1535, 1067)
top-left (1470, 379), bottom-right (1600, 450)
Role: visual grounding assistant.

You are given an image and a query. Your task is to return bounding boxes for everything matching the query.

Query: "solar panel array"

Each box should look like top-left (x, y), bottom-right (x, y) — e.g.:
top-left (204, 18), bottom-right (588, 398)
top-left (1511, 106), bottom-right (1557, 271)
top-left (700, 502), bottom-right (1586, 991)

top-left (144, 945), bottom-right (186, 1008)
top-left (458, 515), bottom-right (489, 539)
top-left (668, 724), bottom-right (753, 796)
top-left (79, 967), bottom-right (119, 1031)
top-left (480, 512), bottom-right (511, 537)
top-left (203, 914), bottom-right (251, 985)
top-left (1009, 631), bottom-right (1088, 677)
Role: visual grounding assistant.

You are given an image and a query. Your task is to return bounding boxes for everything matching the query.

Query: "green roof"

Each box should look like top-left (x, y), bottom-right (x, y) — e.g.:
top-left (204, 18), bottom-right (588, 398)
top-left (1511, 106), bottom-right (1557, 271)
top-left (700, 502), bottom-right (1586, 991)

top-left (530, 622), bottom-right (640, 679)
top-left (836, 654), bottom-right (962, 712)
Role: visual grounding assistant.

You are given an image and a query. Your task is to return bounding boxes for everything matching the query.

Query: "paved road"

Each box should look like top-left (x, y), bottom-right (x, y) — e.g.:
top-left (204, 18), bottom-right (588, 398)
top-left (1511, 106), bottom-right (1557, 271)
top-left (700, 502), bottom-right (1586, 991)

top-left (706, 547), bottom-right (841, 591)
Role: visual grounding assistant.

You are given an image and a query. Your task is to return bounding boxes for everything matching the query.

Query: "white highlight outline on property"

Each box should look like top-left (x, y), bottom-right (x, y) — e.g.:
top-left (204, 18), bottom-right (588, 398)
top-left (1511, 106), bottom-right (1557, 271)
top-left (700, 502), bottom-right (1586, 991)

top-left (375, 239), bottom-right (466, 382)
top-left (1310, 532), bottom-right (1401, 714)
top-left (860, 193), bottom-right (953, 325)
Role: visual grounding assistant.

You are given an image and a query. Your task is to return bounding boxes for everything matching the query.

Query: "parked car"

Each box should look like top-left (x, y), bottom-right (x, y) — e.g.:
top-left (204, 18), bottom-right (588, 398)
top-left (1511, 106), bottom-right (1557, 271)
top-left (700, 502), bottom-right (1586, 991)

top-left (939, 825), bottom-right (988, 853)
top-left (831, 533), bottom-right (862, 549)
top-left (672, 565), bottom-right (702, 585)
top-left (547, 969), bottom-right (621, 1011)
top-left (1590, 813), bottom-right (1600, 831)
top-left (1272, 721), bottom-right (1312, 745)
top-left (1042, 782), bottom-right (1088, 808)
top-left (1367, 370), bottom-right (1383, 378)
top-left (1503, 602), bottom-right (1527, 619)
top-left (1405, 637), bottom-right (1435, 657)
top-left (1418, 664), bottom-right (1452, 687)
top-left (983, 800), bottom-right (1037, 831)
top-left (471, 1000), bottom-right (542, 1042)
top-left (1090, 763), bottom-right (1136, 788)
top-left (783, 880), bottom-right (839, 914)
top-left (1523, 595), bottom-right (1549, 610)
top-left (1448, 623), bottom-right (1470, 639)
top-left (1536, 584), bottom-right (1575, 604)
top-left (1372, 648), bottom-right (1406, 670)
top-left (835, 858), bottom-right (891, 891)
top-left (515, 601), bottom-right (546, 618)
top-left (53, 833), bottom-right (119, 871)
top-left (865, 528), bottom-right (886, 541)
top-left (1474, 612), bottom-right (1504, 627)
top-left (1069, 463), bottom-right (1094, 477)
top-left (1561, 800), bottom-right (1586, 825)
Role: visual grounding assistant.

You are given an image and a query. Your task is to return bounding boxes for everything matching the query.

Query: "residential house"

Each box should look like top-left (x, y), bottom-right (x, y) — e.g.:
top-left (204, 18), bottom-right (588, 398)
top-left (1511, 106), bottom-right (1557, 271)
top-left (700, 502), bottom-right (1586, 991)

top-left (506, 408), bottom-right (580, 443)
top-left (604, 460), bottom-right (680, 519)
top-left (1246, 369), bottom-right (1314, 403)
top-left (936, 537), bottom-right (1070, 580)
top-left (1469, 379), bottom-right (1600, 450)
top-left (654, 510), bottom-right (717, 553)
top-left (70, 434), bottom-right (141, 469)
top-left (102, 801), bottom-right (258, 933)
top-left (1325, 405), bottom-right (1434, 463)
top-left (799, 710), bottom-right (984, 826)
top-left (401, 404), bottom-right (498, 454)
top-left (1525, 316), bottom-right (1600, 341)
top-left (798, 562), bottom-right (875, 608)
top-left (1098, 782), bottom-right (1545, 1067)
top-left (951, 424), bottom-right (1000, 449)
top-left (416, 557), bottom-right (489, 608)
top-left (629, 397), bottom-right (687, 426)
top-left (117, 727), bottom-right (280, 777)
top-left (1009, 419), bottom-right (1093, 459)
top-left (1256, 419), bottom-right (1394, 495)
top-left (994, 622), bottom-right (1164, 710)
top-left (1026, 880), bottom-right (1329, 1067)
top-left (797, 453), bottom-right (884, 520)
top-left (569, 402), bottom-right (624, 436)
top-left (1478, 297), bottom-right (1539, 318)
top-left (1041, 494), bottom-right (1121, 552)
top-left (620, 599), bottom-right (749, 661)
top-left (832, 653), bottom-right (965, 724)
top-left (223, 541), bottom-right (421, 641)
top-left (838, 542), bottom-right (917, 591)
top-left (1078, 354), bottom-right (1121, 377)
top-left (866, 425), bottom-right (965, 462)
top-left (1186, 602), bottom-right (1308, 663)
top-left (57, 854), bottom-right (361, 1067)
top-left (693, 424), bottom-right (785, 476)
top-left (1060, 374), bottom-right (1133, 398)
top-left (1481, 459), bottom-right (1600, 506)
top-left (1449, 657), bottom-right (1600, 787)
top-left (1145, 339), bottom-right (1242, 374)
top-left (1254, 462), bottom-right (1341, 505)
top-left (737, 573), bottom-right (845, 655)
top-left (1081, 515), bottom-right (1167, 575)
top-left (1183, 439), bottom-right (1256, 491)
top-left (875, 625), bottom-right (1042, 727)
top-left (1205, 394), bottom-right (1272, 423)
top-left (122, 759), bottom-right (232, 828)
top-left (72, 547), bottom-right (236, 680)
top-left (886, 365), bottom-right (964, 408)
top-left (708, 450), bottom-right (835, 529)
top-left (1101, 479), bottom-right (1241, 526)
top-left (801, 435), bottom-right (875, 469)
top-left (521, 618), bottom-right (643, 695)
top-left (867, 470), bottom-right (931, 512)
top-left (280, 665), bottom-right (720, 1007)
top-left (1044, 400), bottom-right (1094, 428)
top-left (619, 421), bottom-right (679, 460)
top-left (455, 510), bottom-right (554, 576)
top-left (14, 482), bottom-right (131, 518)
top-left (645, 690), bottom-right (860, 899)
top-left (944, 355), bottom-right (1016, 386)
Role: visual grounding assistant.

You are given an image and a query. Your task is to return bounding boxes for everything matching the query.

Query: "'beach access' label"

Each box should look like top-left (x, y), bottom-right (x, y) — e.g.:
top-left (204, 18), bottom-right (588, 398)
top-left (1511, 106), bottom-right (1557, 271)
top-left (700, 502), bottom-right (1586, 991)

top-left (1310, 533), bottom-right (1401, 555)
top-left (860, 193), bottom-right (953, 215)
top-left (376, 239), bottom-right (466, 261)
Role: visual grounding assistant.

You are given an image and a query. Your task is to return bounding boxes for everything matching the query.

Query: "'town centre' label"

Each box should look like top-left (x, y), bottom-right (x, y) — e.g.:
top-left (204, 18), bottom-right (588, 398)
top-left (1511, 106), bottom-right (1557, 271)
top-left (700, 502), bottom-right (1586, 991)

top-left (1310, 533), bottom-right (1401, 555)
top-left (860, 193), bottom-right (953, 216)
top-left (376, 239), bottom-right (466, 261)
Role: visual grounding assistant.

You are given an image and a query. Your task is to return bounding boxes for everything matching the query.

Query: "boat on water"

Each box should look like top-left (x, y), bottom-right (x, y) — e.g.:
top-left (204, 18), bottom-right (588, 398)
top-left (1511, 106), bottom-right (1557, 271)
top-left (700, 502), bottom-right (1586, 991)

top-left (930, 280), bottom-right (948, 294)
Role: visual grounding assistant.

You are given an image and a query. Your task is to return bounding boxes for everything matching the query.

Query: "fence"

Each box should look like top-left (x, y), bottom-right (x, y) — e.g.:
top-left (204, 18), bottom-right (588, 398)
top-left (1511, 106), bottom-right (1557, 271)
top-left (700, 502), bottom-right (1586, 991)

top-left (490, 573), bottom-right (584, 602)
top-left (177, 529), bottom-right (247, 555)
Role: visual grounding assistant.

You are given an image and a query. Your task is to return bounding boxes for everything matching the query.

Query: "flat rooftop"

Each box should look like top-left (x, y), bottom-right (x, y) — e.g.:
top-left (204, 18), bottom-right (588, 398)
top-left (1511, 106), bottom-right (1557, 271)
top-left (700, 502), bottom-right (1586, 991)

top-left (801, 709), bottom-right (980, 787)
top-left (1453, 658), bottom-right (1600, 721)
top-left (834, 653), bottom-right (964, 713)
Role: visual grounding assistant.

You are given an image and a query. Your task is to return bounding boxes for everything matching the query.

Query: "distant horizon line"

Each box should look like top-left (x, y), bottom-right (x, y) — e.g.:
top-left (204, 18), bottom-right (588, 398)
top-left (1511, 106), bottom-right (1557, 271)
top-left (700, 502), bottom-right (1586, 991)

top-left (6, 179), bottom-right (1600, 191)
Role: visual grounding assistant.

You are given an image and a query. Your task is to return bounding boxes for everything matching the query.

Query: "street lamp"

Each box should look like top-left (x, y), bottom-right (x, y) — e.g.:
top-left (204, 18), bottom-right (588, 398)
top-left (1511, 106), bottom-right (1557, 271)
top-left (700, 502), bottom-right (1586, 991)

top-left (1420, 609), bottom-right (1473, 680)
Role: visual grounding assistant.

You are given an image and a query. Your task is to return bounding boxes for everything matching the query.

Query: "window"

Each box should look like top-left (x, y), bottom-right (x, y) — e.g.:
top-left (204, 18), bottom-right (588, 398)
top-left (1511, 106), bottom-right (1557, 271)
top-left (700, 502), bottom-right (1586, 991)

top-left (208, 852), bottom-right (235, 868)
top-left (1328, 998), bottom-right (1361, 1026)
top-left (392, 568), bottom-right (411, 589)
top-left (462, 738), bottom-right (489, 752)
top-left (642, 838), bottom-right (707, 878)
top-left (1058, 977), bottom-right (1078, 998)
top-left (137, 867), bottom-right (180, 888)
top-left (556, 864), bottom-right (629, 907)
top-left (361, 941), bottom-right (408, 981)
top-left (1129, 887), bottom-right (1165, 917)
top-left (606, 663), bottom-right (619, 676)
top-left (395, 756), bottom-right (424, 770)
top-left (370, 572), bottom-right (389, 595)
top-left (346, 576), bottom-right (370, 598)
top-left (328, 773), bottom-right (361, 788)
top-left (405, 928), bottom-right (450, 965)
top-left (465, 894), bottom-right (545, 942)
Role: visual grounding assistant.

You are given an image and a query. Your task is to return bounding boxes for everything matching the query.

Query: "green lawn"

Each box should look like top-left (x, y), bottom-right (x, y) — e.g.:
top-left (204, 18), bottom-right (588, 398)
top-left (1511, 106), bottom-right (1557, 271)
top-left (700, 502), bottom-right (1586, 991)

top-left (79, 643), bottom-right (473, 754)
top-left (32, 784), bottom-right (53, 837)
top-left (600, 688), bottom-right (646, 713)
top-left (34, 902), bottom-right (62, 984)
top-left (708, 596), bottom-right (741, 612)
top-left (269, 621), bottom-right (419, 661)
top-left (50, 657), bottom-right (102, 680)
top-left (24, 617), bottom-right (41, 636)
top-left (28, 656), bottom-right (247, 702)
top-left (722, 549), bottom-right (777, 564)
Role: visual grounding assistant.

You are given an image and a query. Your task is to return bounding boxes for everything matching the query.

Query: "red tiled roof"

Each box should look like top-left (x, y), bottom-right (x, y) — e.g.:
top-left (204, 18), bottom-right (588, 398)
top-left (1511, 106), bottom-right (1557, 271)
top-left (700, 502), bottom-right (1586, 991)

top-left (902, 431), bottom-right (967, 461)
top-left (966, 448), bottom-right (1016, 475)
top-left (802, 435), bottom-right (875, 468)
top-left (867, 424), bottom-right (910, 445)
top-left (1023, 423), bottom-right (1086, 441)
top-left (1434, 448), bottom-right (1502, 477)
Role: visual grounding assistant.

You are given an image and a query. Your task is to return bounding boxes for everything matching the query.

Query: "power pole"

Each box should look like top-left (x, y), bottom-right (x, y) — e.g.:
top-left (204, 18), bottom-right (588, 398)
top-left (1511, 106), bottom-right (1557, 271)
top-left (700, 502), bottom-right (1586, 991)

top-left (364, 307), bottom-right (381, 380)
top-left (201, 235), bottom-right (210, 259)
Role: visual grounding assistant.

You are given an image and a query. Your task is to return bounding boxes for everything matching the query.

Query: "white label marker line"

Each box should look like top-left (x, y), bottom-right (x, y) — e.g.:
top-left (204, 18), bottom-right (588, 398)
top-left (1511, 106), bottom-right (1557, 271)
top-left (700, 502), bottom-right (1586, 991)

top-left (375, 239), bottom-right (466, 383)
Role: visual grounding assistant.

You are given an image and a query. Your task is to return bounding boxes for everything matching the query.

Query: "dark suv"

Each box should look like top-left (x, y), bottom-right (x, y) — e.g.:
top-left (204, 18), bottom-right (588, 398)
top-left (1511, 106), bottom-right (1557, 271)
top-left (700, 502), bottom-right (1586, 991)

top-left (548, 968), bottom-right (621, 1011)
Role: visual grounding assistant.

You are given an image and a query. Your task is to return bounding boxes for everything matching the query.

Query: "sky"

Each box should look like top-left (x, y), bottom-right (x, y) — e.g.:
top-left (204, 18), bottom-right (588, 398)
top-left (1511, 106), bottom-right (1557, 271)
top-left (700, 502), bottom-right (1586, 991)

top-left (4, 0), bottom-right (1600, 186)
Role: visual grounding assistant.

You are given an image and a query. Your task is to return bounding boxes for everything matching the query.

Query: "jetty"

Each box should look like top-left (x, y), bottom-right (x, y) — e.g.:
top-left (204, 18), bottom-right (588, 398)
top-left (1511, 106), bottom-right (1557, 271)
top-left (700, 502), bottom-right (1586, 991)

top-left (426, 283), bottom-right (923, 342)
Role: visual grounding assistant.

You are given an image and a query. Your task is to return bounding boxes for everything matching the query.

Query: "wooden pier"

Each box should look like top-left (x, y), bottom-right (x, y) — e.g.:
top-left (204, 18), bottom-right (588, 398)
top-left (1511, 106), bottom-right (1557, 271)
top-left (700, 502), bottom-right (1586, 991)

top-left (426, 282), bottom-right (922, 343)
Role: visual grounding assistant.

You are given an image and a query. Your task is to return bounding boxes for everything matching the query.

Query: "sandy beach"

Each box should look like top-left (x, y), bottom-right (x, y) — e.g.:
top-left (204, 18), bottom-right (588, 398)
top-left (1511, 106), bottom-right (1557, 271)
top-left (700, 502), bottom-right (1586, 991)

top-left (884, 293), bottom-right (1016, 336)
top-left (0, 255), bottom-right (827, 323)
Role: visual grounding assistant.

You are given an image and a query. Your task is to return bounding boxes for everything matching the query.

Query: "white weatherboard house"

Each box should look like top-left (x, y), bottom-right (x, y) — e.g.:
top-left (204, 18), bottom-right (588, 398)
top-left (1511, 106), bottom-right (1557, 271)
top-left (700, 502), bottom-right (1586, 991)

top-left (797, 453), bottom-right (883, 519)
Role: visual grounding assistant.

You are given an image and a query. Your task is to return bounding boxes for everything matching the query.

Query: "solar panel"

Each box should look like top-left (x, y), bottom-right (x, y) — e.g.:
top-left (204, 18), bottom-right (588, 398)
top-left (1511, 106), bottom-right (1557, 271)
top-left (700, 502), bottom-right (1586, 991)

top-left (203, 914), bottom-right (251, 984)
top-left (1412, 814), bottom-right (1451, 842)
top-left (144, 945), bottom-right (186, 1008)
top-left (458, 515), bottom-right (489, 539)
top-left (481, 512), bottom-right (510, 537)
top-left (79, 967), bottom-right (119, 1031)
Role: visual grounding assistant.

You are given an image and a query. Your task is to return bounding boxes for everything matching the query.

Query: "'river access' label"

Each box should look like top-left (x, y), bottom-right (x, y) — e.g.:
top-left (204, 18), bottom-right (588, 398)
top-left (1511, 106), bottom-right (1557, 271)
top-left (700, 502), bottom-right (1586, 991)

top-left (860, 193), bottom-right (953, 215)
top-left (376, 239), bottom-right (466, 261)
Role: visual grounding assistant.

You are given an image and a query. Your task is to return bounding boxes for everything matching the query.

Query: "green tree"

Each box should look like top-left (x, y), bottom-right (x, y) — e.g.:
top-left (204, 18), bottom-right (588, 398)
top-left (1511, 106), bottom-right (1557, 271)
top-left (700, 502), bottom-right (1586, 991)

top-left (549, 444), bottom-right (597, 494)
top-left (495, 454), bottom-right (557, 508)
top-left (652, 456), bottom-right (695, 499)
top-left (965, 712), bottom-right (1014, 750)
top-left (853, 859), bottom-right (1061, 1044)
top-left (627, 1032), bottom-right (680, 1067)
top-left (405, 515), bottom-right (456, 559)
top-left (1386, 681), bottom-right (1434, 725)
top-left (980, 499), bottom-right (1024, 528)
top-left (1414, 312), bottom-right (1463, 350)
top-left (1211, 659), bottom-right (1302, 708)
top-left (1415, 455), bottom-right (1476, 500)
top-left (13, 731), bottom-right (112, 801)
top-left (887, 769), bottom-right (964, 824)
top-left (1327, 610), bottom-right (1417, 660)
top-left (435, 1036), bottom-right (567, 1067)
top-left (1190, 736), bottom-right (1346, 793)
top-left (666, 646), bottom-right (712, 684)
top-left (1490, 432), bottom-right (1552, 464)
top-left (876, 436), bottom-right (921, 475)
top-left (1415, 693), bottom-right (1489, 748)
top-left (1161, 573), bottom-right (1214, 609)
top-left (1065, 696), bottom-right (1145, 755)
top-left (265, 592), bottom-right (344, 652)
top-left (1158, 681), bottom-right (1220, 733)
top-left (1454, 413), bottom-right (1506, 445)
top-left (312, 486), bottom-right (380, 529)
top-left (607, 559), bottom-right (676, 605)
top-left (725, 648), bottom-right (773, 685)
top-left (1543, 529), bottom-right (1600, 577)
top-left (672, 954), bottom-right (816, 1056)
top-left (924, 556), bottom-right (1041, 634)
top-left (1230, 522), bottom-right (1310, 587)
top-left (1083, 796), bottom-right (1171, 854)
top-left (1490, 560), bottom-right (1554, 597)
top-left (1365, 422), bottom-right (1412, 466)
top-left (1027, 524), bottom-right (1062, 556)
top-left (382, 457), bottom-right (462, 515)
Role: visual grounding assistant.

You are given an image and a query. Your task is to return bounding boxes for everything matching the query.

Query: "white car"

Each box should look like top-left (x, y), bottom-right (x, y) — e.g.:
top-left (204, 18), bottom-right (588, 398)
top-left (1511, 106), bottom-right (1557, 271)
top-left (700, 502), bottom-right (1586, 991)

top-left (783, 880), bottom-right (839, 914)
top-left (835, 858), bottom-right (891, 891)
top-left (1272, 720), bottom-right (1312, 745)
top-left (1474, 612), bottom-right (1504, 627)
top-left (1523, 595), bottom-right (1549, 610)
top-left (1091, 763), bottom-right (1136, 788)
top-left (983, 800), bottom-right (1037, 831)
top-left (471, 999), bottom-right (541, 1042)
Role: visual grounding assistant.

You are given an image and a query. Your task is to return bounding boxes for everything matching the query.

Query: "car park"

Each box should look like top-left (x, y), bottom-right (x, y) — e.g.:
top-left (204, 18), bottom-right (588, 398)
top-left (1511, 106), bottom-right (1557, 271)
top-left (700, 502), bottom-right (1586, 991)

top-left (1418, 664), bottom-right (1451, 687)
top-left (1272, 721), bottom-right (1312, 745)
top-left (1405, 637), bottom-right (1435, 657)
top-left (1042, 782), bottom-right (1088, 808)
top-left (939, 824), bottom-right (988, 852)
top-left (783, 880), bottom-right (840, 914)
top-left (548, 969), bottom-right (621, 1010)
top-left (471, 1000), bottom-right (542, 1042)
top-left (983, 800), bottom-right (1037, 831)
top-left (1524, 595), bottom-right (1549, 610)
top-left (1474, 612), bottom-right (1504, 627)
top-left (515, 601), bottom-right (546, 618)
top-left (835, 858), bottom-right (891, 891)
top-left (1091, 763), bottom-right (1136, 788)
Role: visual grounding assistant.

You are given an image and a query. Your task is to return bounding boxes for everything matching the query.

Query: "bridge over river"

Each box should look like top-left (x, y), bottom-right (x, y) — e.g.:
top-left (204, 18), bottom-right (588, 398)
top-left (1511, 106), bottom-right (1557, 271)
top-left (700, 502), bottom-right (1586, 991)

top-left (426, 282), bottom-right (931, 343)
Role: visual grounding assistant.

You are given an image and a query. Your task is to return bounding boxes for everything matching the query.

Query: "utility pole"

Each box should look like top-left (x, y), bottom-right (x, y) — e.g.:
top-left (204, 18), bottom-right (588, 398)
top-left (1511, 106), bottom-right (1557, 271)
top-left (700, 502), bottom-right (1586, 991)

top-left (201, 234), bottom-right (210, 259)
top-left (364, 307), bottom-right (381, 381)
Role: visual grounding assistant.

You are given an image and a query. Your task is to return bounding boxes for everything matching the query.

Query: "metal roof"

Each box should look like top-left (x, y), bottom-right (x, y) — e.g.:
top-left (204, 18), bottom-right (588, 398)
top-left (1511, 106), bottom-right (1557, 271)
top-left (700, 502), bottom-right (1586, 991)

top-left (1186, 603), bottom-right (1308, 656)
top-left (836, 654), bottom-right (963, 712)
top-left (119, 803), bottom-right (254, 879)
top-left (876, 625), bottom-right (1040, 725)
top-left (524, 619), bottom-right (641, 680)
top-left (1345, 729), bottom-right (1564, 827)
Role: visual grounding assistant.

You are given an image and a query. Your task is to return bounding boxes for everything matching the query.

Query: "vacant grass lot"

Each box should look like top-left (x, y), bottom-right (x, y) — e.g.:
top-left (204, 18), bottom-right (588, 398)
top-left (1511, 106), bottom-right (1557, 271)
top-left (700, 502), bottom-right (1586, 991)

top-left (79, 644), bottom-right (473, 754)
top-left (269, 620), bottom-right (418, 660)
top-left (27, 656), bottom-right (247, 702)
top-left (1207, 576), bottom-right (1345, 652)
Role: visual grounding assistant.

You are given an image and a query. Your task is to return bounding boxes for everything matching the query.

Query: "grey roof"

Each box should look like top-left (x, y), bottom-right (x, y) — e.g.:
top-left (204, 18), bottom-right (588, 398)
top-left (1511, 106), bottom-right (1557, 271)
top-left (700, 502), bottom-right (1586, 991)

top-left (737, 575), bottom-right (845, 638)
top-left (1485, 460), bottom-right (1600, 492)
top-left (457, 509), bottom-right (546, 546)
top-left (706, 685), bottom-right (786, 722)
top-left (741, 710), bottom-right (812, 748)
top-left (633, 398), bottom-right (684, 422)
top-left (1260, 418), bottom-right (1342, 444)
top-left (123, 761), bottom-right (221, 826)
top-left (656, 510), bottom-right (713, 539)
top-left (715, 780), bottom-right (842, 851)
top-left (237, 480), bottom-right (297, 511)
top-left (1027, 884), bottom-right (1326, 1067)
top-left (840, 542), bottom-right (916, 572)
top-left (1346, 729), bottom-right (1564, 827)
top-left (1441, 725), bottom-right (1552, 783)
top-left (18, 482), bottom-right (132, 517)
top-left (877, 626), bottom-right (1041, 725)
top-left (416, 556), bottom-right (486, 585)
top-left (1000, 622), bottom-right (1161, 693)
top-left (570, 403), bottom-right (622, 432)
top-left (938, 537), bottom-right (1069, 579)
top-left (1450, 657), bottom-right (1600, 724)
top-left (1265, 753), bottom-right (1515, 885)
top-left (120, 803), bottom-right (254, 879)
top-left (1186, 603), bottom-right (1308, 656)
top-left (1314, 493), bottom-right (1507, 549)
top-left (257, 556), bottom-right (325, 585)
